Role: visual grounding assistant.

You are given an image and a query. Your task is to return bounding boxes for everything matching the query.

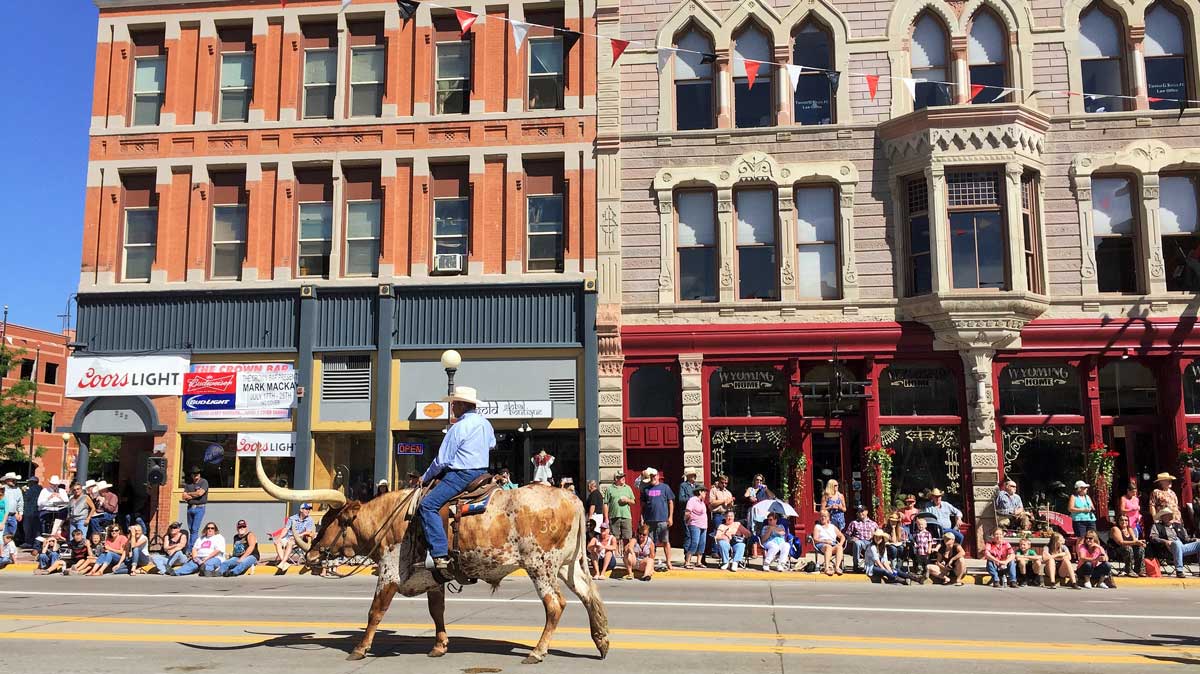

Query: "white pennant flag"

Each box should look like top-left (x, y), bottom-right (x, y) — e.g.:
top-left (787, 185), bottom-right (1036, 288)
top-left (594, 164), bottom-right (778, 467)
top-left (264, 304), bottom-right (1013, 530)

top-left (657, 48), bottom-right (674, 72)
top-left (786, 64), bottom-right (804, 91)
top-left (340, 0), bottom-right (351, 11)
top-left (902, 77), bottom-right (917, 102)
top-left (511, 20), bottom-right (530, 51)
top-left (996, 87), bottom-right (1016, 101)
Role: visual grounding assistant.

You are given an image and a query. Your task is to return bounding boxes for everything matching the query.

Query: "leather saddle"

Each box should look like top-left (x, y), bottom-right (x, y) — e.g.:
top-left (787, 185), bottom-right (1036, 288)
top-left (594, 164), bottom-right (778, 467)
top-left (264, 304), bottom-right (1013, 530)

top-left (409, 473), bottom-right (499, 585)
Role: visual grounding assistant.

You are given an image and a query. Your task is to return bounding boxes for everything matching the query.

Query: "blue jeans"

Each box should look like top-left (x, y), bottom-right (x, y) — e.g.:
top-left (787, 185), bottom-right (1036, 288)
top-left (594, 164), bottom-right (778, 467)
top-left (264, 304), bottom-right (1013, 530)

top-left (37, 552), bottom-right (60, 569)
top-left (218, 555), bottom-right (259, 576)
top-left (716, 539), bottom-right (745, 565)
top-left (849, 538), bottom-right (871, 566)
top-left (1169, 540), bottom-right (1200, 569)
top-left (419, 468), bottom-right (487, 558)
top-left (684, 525), bottom-right (706, 555)
top-left (114, 549), bottom-right (152, 574)
top-left (1072, 520), bottom-right (1096, 540)
top-left (69, 519), bottom-right (89, 539)
top-left (152, 550), bottom-right (188, 574)
top-left (186, 505), bottom-right (206, 550)
top-left (94, 551), bottom-right (121, 571)
top-left (4, 514), bottom-right (16, 536)
top-left (174, 556), bottom-right (223, 576)
top-left (987, 560), bottom-right (1018, 583)
top-left (89, 512), bottom-right (114, 538)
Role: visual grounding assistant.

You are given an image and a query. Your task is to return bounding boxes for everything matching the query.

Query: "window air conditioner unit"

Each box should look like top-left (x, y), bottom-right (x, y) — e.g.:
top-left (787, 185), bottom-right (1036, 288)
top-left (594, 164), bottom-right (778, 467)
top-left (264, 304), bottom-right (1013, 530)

top-left (434, 253), bottom-right (464, 273)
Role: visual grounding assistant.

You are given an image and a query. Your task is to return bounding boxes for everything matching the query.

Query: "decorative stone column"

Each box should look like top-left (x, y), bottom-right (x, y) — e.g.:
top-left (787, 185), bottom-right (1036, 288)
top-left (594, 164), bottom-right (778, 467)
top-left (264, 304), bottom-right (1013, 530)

top-left (596, 304), bottom-right (625, 483)
top-left (679, 354), bottom-right (705, 477)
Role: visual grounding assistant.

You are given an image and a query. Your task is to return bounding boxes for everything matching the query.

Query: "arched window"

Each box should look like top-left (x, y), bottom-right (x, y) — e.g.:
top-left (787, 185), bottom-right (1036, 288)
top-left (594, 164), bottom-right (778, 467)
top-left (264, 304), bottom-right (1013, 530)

top-left (792, 20), bottom-right (834, 125)
top-left (674, 27), bottom-right (716, 130)
top-left (733, 25), bottom-right (773, 128)
top-left (1079, 2), bottom-right (1128, 113)
top-left (1145, 1), bottom-right (1192, 110)
top-left (911, 13), bottom-right (951, 109)
top-left (968, 10), bottom-right (1009, 103)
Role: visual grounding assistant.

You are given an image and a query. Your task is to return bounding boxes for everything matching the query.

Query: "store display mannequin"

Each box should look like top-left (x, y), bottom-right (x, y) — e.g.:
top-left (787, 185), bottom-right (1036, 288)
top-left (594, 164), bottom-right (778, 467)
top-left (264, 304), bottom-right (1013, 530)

top-left (532, 449), bottom-right (555, 484)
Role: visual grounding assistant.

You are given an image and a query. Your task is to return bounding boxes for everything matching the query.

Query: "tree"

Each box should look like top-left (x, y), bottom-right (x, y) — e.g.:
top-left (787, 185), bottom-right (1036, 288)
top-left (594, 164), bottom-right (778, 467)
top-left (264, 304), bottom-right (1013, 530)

top-left (88, 434), bottom-right (122, 480)
top-left (0, 342), bottom-right (49, 461)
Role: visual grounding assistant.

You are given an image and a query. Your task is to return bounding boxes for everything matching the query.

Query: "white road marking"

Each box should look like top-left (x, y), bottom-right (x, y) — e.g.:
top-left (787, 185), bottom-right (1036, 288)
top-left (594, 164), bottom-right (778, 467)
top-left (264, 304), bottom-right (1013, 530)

top-left (0, 589), bottom-right (1196, 622)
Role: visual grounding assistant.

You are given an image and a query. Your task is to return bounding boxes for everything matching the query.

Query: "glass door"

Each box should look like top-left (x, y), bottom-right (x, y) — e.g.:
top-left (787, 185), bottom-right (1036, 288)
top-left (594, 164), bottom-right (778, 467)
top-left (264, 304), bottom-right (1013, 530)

top-left (1109, 425), bottom-right (1159, 511)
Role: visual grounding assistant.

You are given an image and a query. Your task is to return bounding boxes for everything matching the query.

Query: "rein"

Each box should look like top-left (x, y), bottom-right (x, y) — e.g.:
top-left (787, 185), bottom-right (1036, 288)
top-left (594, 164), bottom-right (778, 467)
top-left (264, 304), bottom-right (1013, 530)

top-left (320, 487), bottom-right (420, 579)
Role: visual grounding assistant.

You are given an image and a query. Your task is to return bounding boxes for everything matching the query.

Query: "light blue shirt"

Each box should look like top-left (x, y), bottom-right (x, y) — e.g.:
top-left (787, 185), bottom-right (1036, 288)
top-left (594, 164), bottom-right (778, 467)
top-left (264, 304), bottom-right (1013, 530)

top-left (924, 500), bottom-right (963, 530)
top-left (286, 513), bottom-right (315, 537)
top-left (422, 410), bottom-right (496, 482)
top-left (1, 488), bottom-right (18, 517)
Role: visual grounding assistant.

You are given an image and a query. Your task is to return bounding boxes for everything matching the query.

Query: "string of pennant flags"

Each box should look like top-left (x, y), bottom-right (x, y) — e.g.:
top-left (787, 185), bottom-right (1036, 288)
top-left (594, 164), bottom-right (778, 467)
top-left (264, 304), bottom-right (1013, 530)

top-left (307, 0), bottom-right (1200, 107)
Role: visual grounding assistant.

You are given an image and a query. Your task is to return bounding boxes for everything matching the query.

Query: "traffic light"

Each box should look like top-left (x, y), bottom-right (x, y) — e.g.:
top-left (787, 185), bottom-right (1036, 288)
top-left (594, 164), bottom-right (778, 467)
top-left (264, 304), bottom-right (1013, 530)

top-left (146, 457), bottom-right (167, 486)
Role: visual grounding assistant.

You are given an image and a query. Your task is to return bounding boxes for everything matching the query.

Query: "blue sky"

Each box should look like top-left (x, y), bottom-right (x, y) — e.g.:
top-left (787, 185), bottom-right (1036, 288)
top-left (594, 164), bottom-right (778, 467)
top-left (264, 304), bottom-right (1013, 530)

top-left (0, 3), bottom-right (98, 332)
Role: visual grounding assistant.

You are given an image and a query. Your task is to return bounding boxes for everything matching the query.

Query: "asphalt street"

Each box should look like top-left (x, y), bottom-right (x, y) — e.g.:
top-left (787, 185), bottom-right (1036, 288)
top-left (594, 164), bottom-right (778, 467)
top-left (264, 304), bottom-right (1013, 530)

top-left (0, 573), bottom-right (1197, 673)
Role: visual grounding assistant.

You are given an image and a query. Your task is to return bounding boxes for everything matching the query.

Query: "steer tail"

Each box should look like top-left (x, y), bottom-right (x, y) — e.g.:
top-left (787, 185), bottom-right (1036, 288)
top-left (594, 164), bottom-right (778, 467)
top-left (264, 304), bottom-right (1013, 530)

top-left (566, 499), bottom-right (588, 588)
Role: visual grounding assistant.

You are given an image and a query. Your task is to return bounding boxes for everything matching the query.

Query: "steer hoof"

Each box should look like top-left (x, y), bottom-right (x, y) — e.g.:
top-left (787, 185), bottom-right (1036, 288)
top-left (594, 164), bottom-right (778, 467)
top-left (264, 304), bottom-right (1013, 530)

top-left (346, 651), bottom-right (366, 661)
top-left (521, 653), bottom-right (544, 665)
top-left (428, 643), bottom-right (448, 658)
top-left (596, 639), bottom-right (610, 660)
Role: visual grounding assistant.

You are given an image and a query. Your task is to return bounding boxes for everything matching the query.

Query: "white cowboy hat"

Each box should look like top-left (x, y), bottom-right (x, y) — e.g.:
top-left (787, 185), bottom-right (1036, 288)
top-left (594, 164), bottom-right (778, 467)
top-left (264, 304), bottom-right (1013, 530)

top-left (94, 481), bottom-right (112, 491)
top-left (84, 479), bottom-right (96, 489)
top-left (443, 385), bottom-right (483, 406)
top-left (0, 472), bottom-right (20, 482)
top-left (641, 467), bottom-right (658, 479)
top-left (49, 475), bottom-right (64, 486)
top-left (684, 467), bottom-right (698, 476)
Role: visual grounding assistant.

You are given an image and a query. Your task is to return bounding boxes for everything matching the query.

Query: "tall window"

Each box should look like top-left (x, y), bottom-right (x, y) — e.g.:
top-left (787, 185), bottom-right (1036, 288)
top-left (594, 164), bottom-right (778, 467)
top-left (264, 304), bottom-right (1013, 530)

top-left (210, 171), bottom-right (247, 280)
top-left (296, 168), bottom-right (333, 278)
top-left (735, 189), bottom-right (779, 300)
top-left (525, 160), bottom-right (565, 273)
top-left (968, 11), bottom-right (1008, 103)
top-left (795, 186), bottom-right (838, 299)
top-left (1092, 176), bottom-right (1139, 293)
top-left (733, 26), bottom-right (773, 128)
top-left (529, 38), bottom-right (564, 110)
top-left (792, 21), bottom-right (834, 125)
top-left (121, 174), bottom-right (157, 283)
top-left (676, 190), bottom-right (717, 301)
top-left (218, 27), bottom-right (254, 123)
top-left (905, 177), bottom-right (932, 296)
top-left (1080, 3), bottom-right (1127, 113)
top-left (435, 42), bottom-right (470, 114)
top-left (343, 167), bottom-right (381, 277)
top-left (948, 170), bottom-right (1007, 290)
top-left (302, 24), bottom-right (337, 119)
top-left (349, 21), bottom-right (385, 117)
top-left (1021, 173), bottom-right (1045, 294)
top-left (1160, 174), bottom-right (1200, 291)
top-left (674, 28), bottom-right (715, 130)
top-left (1146, 2), bottom-right (1191, 110)
top-left (131, 31), bottom-right (166, 126)
top-left (431, 164), bottom-right (469, 274)
top-left (911, 14), bottom-right (951, 109)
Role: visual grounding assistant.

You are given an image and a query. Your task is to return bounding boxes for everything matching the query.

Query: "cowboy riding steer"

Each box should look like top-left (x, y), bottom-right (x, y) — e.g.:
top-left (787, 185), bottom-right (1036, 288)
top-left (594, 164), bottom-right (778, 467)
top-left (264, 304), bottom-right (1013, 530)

top-left (255, 453), bottom-right (609, 663)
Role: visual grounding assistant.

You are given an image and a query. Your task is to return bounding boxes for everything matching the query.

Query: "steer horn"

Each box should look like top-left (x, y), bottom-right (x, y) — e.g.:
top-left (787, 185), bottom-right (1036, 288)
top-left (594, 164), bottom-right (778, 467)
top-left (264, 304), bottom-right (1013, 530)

top-left (256, 447), bottom-right (347, 507)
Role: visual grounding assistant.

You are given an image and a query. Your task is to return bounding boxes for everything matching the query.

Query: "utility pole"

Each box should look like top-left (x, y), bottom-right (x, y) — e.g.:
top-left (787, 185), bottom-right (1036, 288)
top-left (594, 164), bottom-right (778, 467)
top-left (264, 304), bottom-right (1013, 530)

top-left (0, 304), bottom-right (8, 400)
top-left (26, 345), bottom-right (40, 478)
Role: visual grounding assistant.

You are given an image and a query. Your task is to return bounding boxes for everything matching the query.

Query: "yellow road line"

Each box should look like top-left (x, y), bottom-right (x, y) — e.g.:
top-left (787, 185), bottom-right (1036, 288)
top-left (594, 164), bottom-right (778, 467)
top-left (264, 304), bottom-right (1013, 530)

top-left (0, 613), bottom-right (1189, 657)
top-left (0, 631), bottom-right (1184, 665)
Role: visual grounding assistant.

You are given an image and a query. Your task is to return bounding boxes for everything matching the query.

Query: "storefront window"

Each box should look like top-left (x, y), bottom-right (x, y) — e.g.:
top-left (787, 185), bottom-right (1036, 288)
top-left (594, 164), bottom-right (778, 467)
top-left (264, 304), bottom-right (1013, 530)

top-left (485, 429), bottom-right (581, 487)
top-left (179, 434), bottom-right (236, 488)
top-left (1099, 361), bottom-right (1158, 416)
top-left (881, 426), bottom-right (962, 504)
top-left (314, 432), bottom-right (375, 500)
top-left (392, 432), bottom-right (439, 485)
top-left (239, 454), bottom-right (296, 490)
top-left (998, 363), bottom-right (1080, 415)
top-left (628, 366), bottom-right (678, 417)
top-left (801, 363), bottom-right (862, 417)
top-left (879, 363), bottom-right (959, 416)
top-left (1001, 426), bottom-right (1084, 513)
top-left (1184, 360), bottom-right (1200, 414)
top-left (708, 366), bottom-right (787, 417)
top-left (710, 425), bottom-right (786, 500)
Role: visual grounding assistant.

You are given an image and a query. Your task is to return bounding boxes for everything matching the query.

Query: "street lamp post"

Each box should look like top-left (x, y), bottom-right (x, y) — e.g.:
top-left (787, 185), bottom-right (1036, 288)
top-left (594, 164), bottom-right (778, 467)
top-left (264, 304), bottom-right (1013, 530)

top-left (440, 349), bottom-right (461, 398)
top-left (60, 432), bottom-right (71, 481)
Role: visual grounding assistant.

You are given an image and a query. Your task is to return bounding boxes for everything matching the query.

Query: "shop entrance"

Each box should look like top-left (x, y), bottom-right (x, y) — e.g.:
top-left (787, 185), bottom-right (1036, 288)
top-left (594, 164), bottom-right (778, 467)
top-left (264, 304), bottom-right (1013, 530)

top-left (1108, 424), bottom-right (1161, 507)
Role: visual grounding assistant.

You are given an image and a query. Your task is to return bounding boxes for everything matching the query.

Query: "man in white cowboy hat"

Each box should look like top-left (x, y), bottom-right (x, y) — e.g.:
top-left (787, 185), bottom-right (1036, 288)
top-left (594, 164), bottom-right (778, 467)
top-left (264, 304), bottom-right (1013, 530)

top-left (1148, 508), bottom-right (1199, 578)
top-left (0, 472), bottom-right (23, 537)
top-left (90, 480), bottom-right (118, 537)
top-left (923, 488), bottom-right (964, 544)
top-left (1150, 472), bottom-right (1182, 525)
top-left (418, 385), bottom-right (496, 573)
top-left (37, 476), bottom-right (69, 538)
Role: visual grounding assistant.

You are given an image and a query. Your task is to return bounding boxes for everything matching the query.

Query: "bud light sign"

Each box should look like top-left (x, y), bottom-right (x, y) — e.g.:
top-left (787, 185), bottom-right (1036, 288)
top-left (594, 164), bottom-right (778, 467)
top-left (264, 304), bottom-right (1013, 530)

top-left (183, 394), bottom-right (236, 411)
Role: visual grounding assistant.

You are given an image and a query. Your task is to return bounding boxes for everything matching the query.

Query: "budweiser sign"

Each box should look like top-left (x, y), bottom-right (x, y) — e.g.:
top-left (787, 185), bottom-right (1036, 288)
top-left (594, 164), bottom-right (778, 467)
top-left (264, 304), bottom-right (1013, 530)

top-left (183, 372), bottom-right (237, 395)
top-left (66, 355), bottom-right (190, 398)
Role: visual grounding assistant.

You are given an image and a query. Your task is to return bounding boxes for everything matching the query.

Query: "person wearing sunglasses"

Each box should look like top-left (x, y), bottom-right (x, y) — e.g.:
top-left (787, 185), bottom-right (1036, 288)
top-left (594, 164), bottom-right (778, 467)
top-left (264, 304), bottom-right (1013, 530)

top-left (86, 524), bottom-right (128, 576)
top-left (217, 520), bottom-right (259, 577)
top-left (170, 522), bottom-right (226, 576)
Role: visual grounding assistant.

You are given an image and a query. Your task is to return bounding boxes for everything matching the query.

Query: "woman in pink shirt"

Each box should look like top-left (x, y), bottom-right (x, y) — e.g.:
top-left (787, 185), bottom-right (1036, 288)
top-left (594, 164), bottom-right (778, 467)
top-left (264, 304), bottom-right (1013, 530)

top-left (683, 485), bottom-right (709, 569)
top-left (1119, 484), bottom-right (1142, 537)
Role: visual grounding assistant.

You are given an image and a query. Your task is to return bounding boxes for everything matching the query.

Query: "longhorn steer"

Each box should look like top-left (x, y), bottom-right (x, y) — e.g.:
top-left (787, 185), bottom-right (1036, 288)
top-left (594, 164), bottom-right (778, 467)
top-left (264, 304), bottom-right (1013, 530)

top-left (256, 453), bottom-right (609, 664)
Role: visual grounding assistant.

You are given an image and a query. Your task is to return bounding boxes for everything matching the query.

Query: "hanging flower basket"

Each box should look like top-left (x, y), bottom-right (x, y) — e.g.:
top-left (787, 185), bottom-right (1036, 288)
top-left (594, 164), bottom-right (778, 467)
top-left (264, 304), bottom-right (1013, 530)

top-left (864, 441), bottom-right (895, 516)
top-left (1084, 440), bottom-right (1117, 489)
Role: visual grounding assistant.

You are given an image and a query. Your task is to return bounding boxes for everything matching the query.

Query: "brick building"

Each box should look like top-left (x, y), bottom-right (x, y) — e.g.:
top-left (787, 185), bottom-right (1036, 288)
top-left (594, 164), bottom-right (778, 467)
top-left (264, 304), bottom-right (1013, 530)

top-left (66, 0), bottom-right (600, 540)
top-left (1, 323), bottom-right (79, 482)
top-left (597, 0), bottom-right (1200, 546)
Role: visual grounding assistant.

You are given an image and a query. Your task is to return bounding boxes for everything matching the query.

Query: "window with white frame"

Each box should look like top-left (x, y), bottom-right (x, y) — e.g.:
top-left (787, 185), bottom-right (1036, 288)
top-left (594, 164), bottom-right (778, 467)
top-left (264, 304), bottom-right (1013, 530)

top-left (792, 21), bottom-right (835, 125)
top-left (947, 170), bottom-right (1007, 290)
top-left (674, 28), bottom-right (715, 131)
top-left (676, 190), bottom-right (717, 301)
top-left (1160, 174), bottom-right (1200, 291)
top-left (529, 37), bottom-right (564, 110)
top-left (211, 205), bottom-right (246, 280)
top-left (795, 186), bottom-right (838, 299)
top-left (733, 27), bottom-right (773, 128)
top-left (345, 200), bottom-right (380, 276)
top-left (219, 51), bottom-right (254, 122)
top-left (911, 14), bottom-right (951, 110)
top-left (436, 41), bottom-right (470, 114)
top-left (350, 46), bottom-right (385, 117)
top-left (527, 194), bottom-right (564, 273)
top-left (123, 209), bottom-right (157, 282)
top-left (1092, 176), bottom-right (1139, 292)
top-left (303, 28), bottom-right (337, 119)
top-left (132, 55), bottom-right (166, 126)
top-left (1145, 2), bottom-right (1191, 110)
top-left (968, 11), bottom-right (1008, 104)
top-left (905, 177), bottom-right (932, 296)
top-left (1021, 174), bottom-right (1045, 294)
top-left (298, 202), bottom-right (332, 278)
top-left (735, 188), bottom-right (779, 300)
top-left (1079, 3), bottom-right (1127, 113)
top-left (432, 165), bottom-right (469, 272)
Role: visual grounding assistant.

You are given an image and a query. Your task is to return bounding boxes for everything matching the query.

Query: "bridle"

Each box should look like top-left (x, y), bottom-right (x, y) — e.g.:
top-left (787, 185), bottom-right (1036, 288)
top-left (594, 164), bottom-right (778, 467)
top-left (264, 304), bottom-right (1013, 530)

top-left (312, 487), bottom-right (420, 579)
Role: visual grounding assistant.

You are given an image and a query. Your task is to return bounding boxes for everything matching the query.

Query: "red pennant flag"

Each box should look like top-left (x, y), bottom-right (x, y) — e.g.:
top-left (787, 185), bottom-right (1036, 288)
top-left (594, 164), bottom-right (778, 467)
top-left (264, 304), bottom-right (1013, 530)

top-left (611, 39), bottom-right (630, 66)
top-left (455, 9), bottom-right (476, 38)
top-left (1148, 96), bottom-right (1165, 103)
top-left (280, 0), bottom-right (286, 6)
top-left (866, 74), bottom-right (879, 100)
top-left (970, 84), bottom-right (986, 101)
top-left (744, 59), bottom-right (761, 90)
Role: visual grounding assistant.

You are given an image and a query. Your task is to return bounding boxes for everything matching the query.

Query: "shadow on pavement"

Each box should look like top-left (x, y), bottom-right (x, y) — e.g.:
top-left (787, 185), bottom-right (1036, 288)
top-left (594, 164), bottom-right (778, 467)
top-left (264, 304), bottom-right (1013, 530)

top-left (1100, 633), bottom-right (1200, 666)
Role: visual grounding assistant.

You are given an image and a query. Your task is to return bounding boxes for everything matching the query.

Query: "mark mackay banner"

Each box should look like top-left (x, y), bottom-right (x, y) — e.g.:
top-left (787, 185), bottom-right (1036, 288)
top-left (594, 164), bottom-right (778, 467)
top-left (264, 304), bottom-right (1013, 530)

top-left (66, 355), bottom-right (190, 398)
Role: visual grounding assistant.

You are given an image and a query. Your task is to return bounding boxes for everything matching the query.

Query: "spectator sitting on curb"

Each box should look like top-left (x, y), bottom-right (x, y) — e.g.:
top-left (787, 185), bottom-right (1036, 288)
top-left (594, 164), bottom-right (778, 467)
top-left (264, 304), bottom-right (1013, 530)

top-left (1041, 532), bottom-right (1078, 589)
top-left (924, 488), bottom-right (964, 544)
top-left (1110, 513), bottom-right (1146, 577)
top-left (1076, 529), bottom-right (1116, 589)
top-left (276, 503), bottom-right (316, 572)
top-left (0, 533), bottom-right (17, 569)
top-left (623, 524), bottom-right (655, 581)
top-left (1148, 508), bottom-right (1199, 579)
top-left (88, 523), bottom-right (128, 576)
top-left (33, 535), bottom-right (63, 575)
top-left (911, 517), bottom-right (935, 579)
top-left (864, 529), bottom-right (911, 585)
top-left (587, 522), bottom-right (617, 580)
top-left (884, 512), bottom-right (909, 566)
top-left (812, 509), bottom-right (846, 575)
top-left (63, 531), bottom-right (99, 576)
top-left (927, 532), bottom-right (966, 586)
top-left (844, 506), bottom-right (877, 572)
top-left (897, 494), bottom-right (920, 526)
top-left (151, 522), bottom-right (189, 575)
top-left (114, 524), bottom-right (150, 575)
top-left (171, 522), bottom-right (226, 576)
top-left (760, 512), bottom-right (789, 572)
top-left (90, 481), bottom-right (119, 537)
top-left (1014, 537), bottom-right (1043, 586)
top-left (37, 476), bottom-right (69, 538)
top-left (713, 511), bottom-right (748, 572)
top-left (218, 519), bottom-right (260, 577)
top-left (983, 528), bottom-right (1018, 588)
